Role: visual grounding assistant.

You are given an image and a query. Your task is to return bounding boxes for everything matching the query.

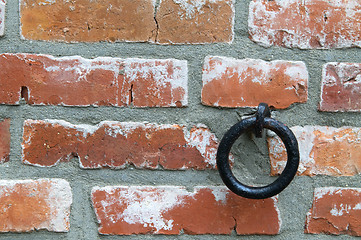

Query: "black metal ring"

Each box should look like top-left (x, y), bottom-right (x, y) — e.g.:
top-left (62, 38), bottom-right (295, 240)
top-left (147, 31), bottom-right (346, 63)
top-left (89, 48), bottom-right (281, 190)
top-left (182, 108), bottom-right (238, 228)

top-left (216, 115), bottom-right (299, 199)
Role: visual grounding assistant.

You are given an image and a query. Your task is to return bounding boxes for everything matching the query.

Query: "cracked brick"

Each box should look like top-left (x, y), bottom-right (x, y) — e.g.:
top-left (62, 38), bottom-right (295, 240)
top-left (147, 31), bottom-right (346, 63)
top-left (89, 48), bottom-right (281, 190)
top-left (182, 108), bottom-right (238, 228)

top-left (20, 0), bottom-right (234, 44)
top-left (319, 62), bottom-right (361, 112)
top-left (0, 53), bottom-right (187, 107)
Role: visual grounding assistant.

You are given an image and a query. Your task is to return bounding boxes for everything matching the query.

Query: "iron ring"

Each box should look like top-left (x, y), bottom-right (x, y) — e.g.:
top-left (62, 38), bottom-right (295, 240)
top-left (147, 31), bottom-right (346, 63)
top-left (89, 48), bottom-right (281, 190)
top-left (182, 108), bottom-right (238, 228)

top-left (216, 116), bottom-right (299, 199)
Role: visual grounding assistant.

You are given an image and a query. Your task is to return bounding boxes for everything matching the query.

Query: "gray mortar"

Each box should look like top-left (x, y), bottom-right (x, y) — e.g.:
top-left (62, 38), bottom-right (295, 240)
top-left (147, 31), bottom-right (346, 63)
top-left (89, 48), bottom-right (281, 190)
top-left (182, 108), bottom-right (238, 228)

top-left (0, 0), bottom-right (359, 239)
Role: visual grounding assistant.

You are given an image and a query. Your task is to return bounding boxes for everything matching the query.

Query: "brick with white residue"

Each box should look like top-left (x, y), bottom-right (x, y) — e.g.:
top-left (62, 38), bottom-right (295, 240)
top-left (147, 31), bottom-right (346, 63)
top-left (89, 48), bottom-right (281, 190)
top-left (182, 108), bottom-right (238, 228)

top-left (249, 0), bottom-right (361, 49)
top-left (268, 126), bottom-right (361, 176)
top-left (22, 120), bottom-right (221, 169)
top-left (0, 179), bottom-right (72, 232)
top-left (201, 56), bottom-right (308, 109)
top-left (319, 62), bottom-right (361, 112)
top-left (91, 186), bottom-right (281, 235)
top-left (305, 187), bottom-right (361, 236)
top-left (0, 53), bottom-right (187, 107)
top-left (156, 0), bottom-right (235, 44)
top-left (0, 0), bottom-right (5, 36)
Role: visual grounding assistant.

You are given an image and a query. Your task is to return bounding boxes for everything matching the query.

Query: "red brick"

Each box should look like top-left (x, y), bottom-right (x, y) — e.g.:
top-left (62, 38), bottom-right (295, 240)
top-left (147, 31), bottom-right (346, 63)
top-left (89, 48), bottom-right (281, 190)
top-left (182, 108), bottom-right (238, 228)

top-left (0, 0), bottom-right (5, 36)
top-left (319, 62), bottom-right (361, 112)
top-left (0, 179), bottom-right (72, 232)
top-left (22, 120), bottom-right (221, 169)
top-left (91, 186), bottom-right (280, 235)
top-left (305, 187), bottom-right (361, 236)
top-left (20, 0), bottom-right (234, 44)
top-left (201, 56), bottom-right (308, 109)
top-left (156, 0), bottom-right (234, 44)
top-left (268, 126), bottom-right (361, 176)
top-left (20, 0), bottom-right (157, 42)
top-left (124, 58), bottom-right (188, 107)
top-left (0, 53), bottom-right (187, 107)
top-left (0, 119), bottom-right (10, 163)
top-left (249, 0), bottom-right (361, 49)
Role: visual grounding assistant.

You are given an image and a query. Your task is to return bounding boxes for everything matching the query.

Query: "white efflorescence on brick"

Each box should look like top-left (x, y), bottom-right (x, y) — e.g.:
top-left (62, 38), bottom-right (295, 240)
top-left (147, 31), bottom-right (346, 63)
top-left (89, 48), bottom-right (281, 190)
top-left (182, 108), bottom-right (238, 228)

top-left (0, 0), bottom-right (5, 36)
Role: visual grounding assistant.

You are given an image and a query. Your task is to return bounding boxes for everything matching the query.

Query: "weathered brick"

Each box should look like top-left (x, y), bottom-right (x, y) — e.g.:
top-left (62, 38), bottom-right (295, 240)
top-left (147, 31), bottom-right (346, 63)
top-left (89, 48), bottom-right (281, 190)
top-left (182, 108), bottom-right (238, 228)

top-left (0, 53), bottom-right (187, 107)
top-left (319, 62), bottom-right (361, 112)
top-left (0, 0), bottom-right (5, 36)
top-left (124, 58), bottom-right (188, 107)
top-left (0, 179), bottom-right (72, 232)
top-left (20, 0), bottom-right (234, 44)
top-left (91, 186), bottom-right (280, 235)
top-left (305, 187), bottom-right (361, 236)
top-left (201, 56), bottom-right (308, 109)
top-left (22, 120), bottom-right (221, 169)
top-left (268, 126), bottom-right (361, 176)
top-left (249, 0), bottom-right (361, 49)
top-left (0, 119), bottom-right (10, 163)
top-left (156, 0), bottom-right (234, 44)
top-left (20, 0), bottom-right (157, 42)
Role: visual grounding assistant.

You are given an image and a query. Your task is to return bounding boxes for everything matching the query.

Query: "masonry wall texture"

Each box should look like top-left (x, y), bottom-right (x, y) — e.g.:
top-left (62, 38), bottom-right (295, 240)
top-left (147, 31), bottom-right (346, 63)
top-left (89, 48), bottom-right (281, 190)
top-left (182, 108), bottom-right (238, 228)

top-left (1, 0), bottom-right (361, 239)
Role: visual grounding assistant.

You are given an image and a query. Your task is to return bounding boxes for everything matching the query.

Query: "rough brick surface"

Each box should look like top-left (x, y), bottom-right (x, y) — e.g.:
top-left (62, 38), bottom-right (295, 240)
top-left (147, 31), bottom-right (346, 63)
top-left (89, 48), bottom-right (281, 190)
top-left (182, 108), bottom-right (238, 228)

top-left (0, 119), bottom-right (10, 163)
top-left (249, 0), bottom-right (361, 49)
top-left (20, 0), bottom-right (157, 42)
top-left (201, 56), bottom-right (308, 109)
top-left (20, 0), bottom-right (234, 44)
top-left (0, 179), bottom-right (72, 232)
top-left (0, 0), bottom-right (5, 36)
top-left (319, 62), bottom-right (361, 112)
top-left (0, 53), bottom-right (187, 107)
top-left (268, 126), bottom-right (361, 176)
top-left (305, 187), bottom-right (361, 236)
top-left (22, 120), bottom-right (221, 169)
top-left (91, 186), bottom-right (280, 235)
top-left (124, 58), bottom-right (188, 107)
top-left (156, 0), bottom-right (234, 44)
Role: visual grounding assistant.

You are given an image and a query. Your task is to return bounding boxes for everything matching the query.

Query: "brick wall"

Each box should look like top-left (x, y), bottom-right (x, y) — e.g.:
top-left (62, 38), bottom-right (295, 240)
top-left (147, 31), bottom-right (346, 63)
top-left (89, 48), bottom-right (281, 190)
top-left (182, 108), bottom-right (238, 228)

top-left (0, 0), bottom-right (360, 239)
